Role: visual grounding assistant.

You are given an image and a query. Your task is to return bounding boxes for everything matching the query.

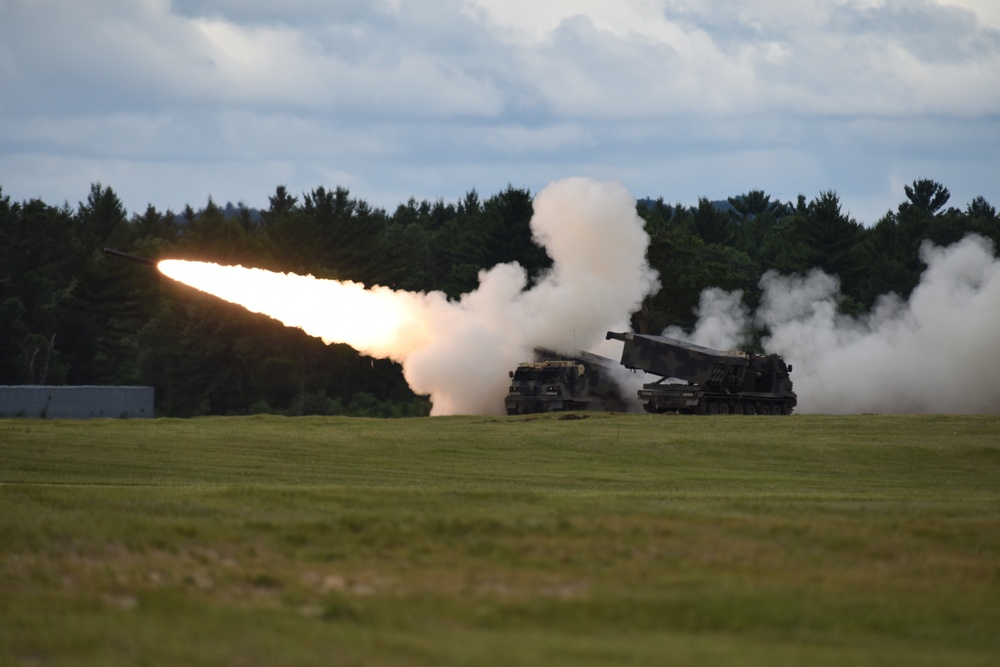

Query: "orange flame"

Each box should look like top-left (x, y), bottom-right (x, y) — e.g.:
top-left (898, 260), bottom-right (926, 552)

top-left (157, 260), bottom-right (434, 360)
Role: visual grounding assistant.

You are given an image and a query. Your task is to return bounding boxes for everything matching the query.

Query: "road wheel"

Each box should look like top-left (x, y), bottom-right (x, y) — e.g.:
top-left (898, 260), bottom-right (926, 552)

top-left (745, 405), bottom-right (756, 416)
top-left (733, 403), bottom-right (744, 415)
top-left (707, 402), bottom-right (719, 415)
top-left (719, 403), bottom-right (730, 415)
top-left (759, 405), bottom-right (770, 416)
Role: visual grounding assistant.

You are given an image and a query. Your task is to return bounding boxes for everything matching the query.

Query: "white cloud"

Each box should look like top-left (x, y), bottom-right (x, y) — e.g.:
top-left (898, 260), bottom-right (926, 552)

top-left (939, 0), bottom-right (1000, 29)
top-left (479, 124), bottom-right (597, 156)
top-left (0, 0), bottom-right (997, 221)
top-left (465, 0), bottom-right (694, 46)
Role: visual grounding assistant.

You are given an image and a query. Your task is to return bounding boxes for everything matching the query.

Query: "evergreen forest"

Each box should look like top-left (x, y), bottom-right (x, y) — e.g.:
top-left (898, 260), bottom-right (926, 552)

top-left (1, 179), bottom-right (997, 417)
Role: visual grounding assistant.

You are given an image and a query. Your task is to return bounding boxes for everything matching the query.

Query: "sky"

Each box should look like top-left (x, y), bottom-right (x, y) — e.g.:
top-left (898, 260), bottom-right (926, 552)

top-left (2, 0), bottom-right (999, 225)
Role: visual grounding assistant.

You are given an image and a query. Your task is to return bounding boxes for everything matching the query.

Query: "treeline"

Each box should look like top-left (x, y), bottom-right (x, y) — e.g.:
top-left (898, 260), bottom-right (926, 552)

top-left (1, 180), bottom-right (997, 417)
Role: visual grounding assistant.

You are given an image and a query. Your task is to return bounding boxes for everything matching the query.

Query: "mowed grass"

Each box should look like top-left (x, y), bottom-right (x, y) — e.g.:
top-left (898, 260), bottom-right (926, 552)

top-left (1, 413), bottom-right (998, 666)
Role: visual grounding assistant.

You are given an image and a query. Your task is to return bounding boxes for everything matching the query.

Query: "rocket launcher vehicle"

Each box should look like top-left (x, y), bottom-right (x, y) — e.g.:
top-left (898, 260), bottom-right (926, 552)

top-left (605, 331), bottom-right (797, 415)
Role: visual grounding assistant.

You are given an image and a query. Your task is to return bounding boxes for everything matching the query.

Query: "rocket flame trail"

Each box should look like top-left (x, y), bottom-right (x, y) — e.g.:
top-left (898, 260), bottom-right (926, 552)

top-left (157, 178), bottom-right (660, 415)
top-left (156, 262), bottom-right (439, 360)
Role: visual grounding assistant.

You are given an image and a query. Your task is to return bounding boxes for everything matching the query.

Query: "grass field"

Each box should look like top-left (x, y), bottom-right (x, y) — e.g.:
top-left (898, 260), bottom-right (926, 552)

top-left (2, 413), bottom-right (999, 666)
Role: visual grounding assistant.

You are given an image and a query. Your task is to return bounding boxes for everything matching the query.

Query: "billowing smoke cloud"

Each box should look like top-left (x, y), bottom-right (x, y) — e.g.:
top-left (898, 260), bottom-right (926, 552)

top-left (160, 177), bottom-right (659, 415)
top-left (663, 287), bottom-right (750, 351)
top-left (670, 234), bottom-right (1000, 414)
top-left (403, 177), bottom-right (659, 413)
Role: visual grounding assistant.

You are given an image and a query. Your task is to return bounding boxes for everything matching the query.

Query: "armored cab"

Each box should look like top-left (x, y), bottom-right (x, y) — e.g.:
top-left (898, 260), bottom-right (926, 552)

top-left (605, 331), bottom-right (797, 415)
top-left (504, 348), bottom-right (633, 415)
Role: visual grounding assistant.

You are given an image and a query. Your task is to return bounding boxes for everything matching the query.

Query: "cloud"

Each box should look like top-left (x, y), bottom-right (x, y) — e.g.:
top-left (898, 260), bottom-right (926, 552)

top-left (0, 0), bottom-right (997, 221)
top-left (7, 1), bottom-right (997, 117)
top-left (939, 0), bottom-right (1000, 29)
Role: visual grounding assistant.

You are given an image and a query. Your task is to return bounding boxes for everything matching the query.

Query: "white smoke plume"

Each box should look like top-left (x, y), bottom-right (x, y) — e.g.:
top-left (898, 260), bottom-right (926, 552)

top-left (663, 287), bottom-right (750, 351)
top-left (672, 234), bottom-right (1000, 414)
top-left (761, 235), bottom-right (1000, 414)
top-left (404, 178), bottom-right (659, 413)
top-left (159, 177), bottom-right (659, 415)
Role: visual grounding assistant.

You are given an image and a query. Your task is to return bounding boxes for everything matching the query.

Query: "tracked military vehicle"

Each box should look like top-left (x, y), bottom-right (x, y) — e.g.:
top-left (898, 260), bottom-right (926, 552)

top-left (504, 348), bottom-right (633, 415)
top-left (605, 331), bottom-right (796, 415)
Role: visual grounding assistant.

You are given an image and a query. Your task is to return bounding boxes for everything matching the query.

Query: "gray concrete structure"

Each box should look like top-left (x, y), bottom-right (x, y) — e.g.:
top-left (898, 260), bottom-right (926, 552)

top-left (0, 386), bottom-right (154, 419)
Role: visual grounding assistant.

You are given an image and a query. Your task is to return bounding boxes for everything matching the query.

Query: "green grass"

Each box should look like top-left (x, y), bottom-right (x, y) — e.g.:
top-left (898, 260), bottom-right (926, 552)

top-left (2, 413), bottom-right (999, 666)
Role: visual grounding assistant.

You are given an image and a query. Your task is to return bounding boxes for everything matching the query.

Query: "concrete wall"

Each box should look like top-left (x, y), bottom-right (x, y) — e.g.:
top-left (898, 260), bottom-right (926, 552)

top-left (0, 386), bottom-right (154, 419)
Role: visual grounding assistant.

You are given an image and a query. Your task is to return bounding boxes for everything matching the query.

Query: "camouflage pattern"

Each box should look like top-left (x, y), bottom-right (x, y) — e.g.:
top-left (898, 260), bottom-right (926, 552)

top-left (504, 348), bottom-right (632, 415)
top-left (532, 348), bottom-right (626, 402)
top-left (605, 331), bottom-right (797, 415)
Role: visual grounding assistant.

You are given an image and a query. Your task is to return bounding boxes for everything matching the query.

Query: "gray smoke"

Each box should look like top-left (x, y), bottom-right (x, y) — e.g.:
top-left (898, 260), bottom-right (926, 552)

top-left (671, 234), bottom-right (1000, 414)
top-left (401, 177), bottom-right (660, 414)
top-left (663, 287), bottom-right (750, 351)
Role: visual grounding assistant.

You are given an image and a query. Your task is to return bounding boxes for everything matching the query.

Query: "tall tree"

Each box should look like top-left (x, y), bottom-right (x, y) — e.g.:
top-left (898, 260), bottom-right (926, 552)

top-left (859, 180), bottom-right (961, 305)
top-left (0, 195), bottom-right (79, 383)
top-left (77, 182), bottom-right (129, 248)
top-left (639, 215), bottom-right (756, 335)
top-left (180, 197), bottom-right (257, 264)
top-left (729, 190), bottom-right (791, 267)
top-left (799, 191), bottom-right (864, 302)
top-left (434, 186), bottom-right (548, 298)
top-left (966, 196), bottom-right (999, 248)
top-left (902, 179), bottom-right (950, 215)
top-left (690, 197), bottom-right (735, 246)
top-left (303, 185), bottom-right (387, 284)
top-left (755, 206), bottom-right (811, 276)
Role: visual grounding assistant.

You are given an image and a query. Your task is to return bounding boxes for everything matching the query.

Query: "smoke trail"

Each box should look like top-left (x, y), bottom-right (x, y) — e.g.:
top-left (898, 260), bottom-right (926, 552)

top-left (159, 177), bottom-right (659, 415)
top-left (670, 234), bottom-right (1000, 414)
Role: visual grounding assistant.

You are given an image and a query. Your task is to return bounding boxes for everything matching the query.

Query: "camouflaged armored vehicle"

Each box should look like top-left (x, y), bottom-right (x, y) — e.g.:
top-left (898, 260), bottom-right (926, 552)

top-left (605, 331), bottom-right (797, 415)
top-left (504, 348), bottom-right (634, 415)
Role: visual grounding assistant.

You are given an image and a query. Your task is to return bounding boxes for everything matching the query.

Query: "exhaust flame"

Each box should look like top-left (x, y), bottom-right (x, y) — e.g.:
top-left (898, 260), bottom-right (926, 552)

top-left (156, 262), bottom-right (438, 359)
top-left (157, 178), bottom-right (660, 415)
